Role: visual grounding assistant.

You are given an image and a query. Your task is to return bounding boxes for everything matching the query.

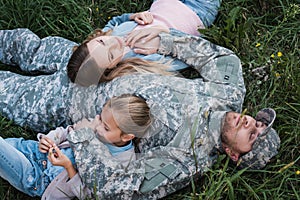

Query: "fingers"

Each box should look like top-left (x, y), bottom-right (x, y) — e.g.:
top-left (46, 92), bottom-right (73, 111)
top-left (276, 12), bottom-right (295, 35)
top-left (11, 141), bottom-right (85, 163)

top-left (126, 30), bottom-right (146, 48)
top-left (126, 26), bottom-right (167, 48)
top-left (133, 48), bottom-right (157, 55)
top-left (126, 31), bottom-right (155, 48)
top-left (134, 11), bottom-right (153, 25)
top-left (38, 137), bottom-right (55, 153)
top-left (47, 146), bottom-right (68, 166)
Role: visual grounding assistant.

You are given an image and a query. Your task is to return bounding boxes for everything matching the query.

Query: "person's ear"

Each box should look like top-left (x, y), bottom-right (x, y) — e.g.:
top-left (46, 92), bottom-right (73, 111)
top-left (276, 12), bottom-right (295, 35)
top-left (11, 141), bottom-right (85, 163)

top-left (121, 133), bottom-right (135, 142)
top-left (223, 145), bottom-right (240, 162)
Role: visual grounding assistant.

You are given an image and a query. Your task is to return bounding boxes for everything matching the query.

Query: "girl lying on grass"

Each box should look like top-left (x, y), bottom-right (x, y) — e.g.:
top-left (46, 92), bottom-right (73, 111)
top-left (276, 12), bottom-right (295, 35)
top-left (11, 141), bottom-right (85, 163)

top-left (0, 94), bottom-right (151, 199)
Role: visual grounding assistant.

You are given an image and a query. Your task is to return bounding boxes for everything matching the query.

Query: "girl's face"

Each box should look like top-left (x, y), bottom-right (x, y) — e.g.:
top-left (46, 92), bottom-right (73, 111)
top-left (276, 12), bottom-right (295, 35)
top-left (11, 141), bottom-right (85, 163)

top-left (86, 35), bottom-right (125, 70)
top-left (95, 105), bottom-right (125, 146)
top-left (223, 112), bottom-right (267, 154)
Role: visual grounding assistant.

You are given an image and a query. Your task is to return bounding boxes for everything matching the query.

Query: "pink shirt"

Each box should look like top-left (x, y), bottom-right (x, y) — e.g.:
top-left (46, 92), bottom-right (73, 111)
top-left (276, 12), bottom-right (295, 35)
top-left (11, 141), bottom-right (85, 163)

top-left (136, 0), bottom-right (204, 35)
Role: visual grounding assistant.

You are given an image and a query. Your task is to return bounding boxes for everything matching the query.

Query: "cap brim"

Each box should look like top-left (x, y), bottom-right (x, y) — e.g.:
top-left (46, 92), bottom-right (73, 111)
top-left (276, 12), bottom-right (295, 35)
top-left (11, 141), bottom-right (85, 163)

top-left (255, 108), bottom-right (276, 136)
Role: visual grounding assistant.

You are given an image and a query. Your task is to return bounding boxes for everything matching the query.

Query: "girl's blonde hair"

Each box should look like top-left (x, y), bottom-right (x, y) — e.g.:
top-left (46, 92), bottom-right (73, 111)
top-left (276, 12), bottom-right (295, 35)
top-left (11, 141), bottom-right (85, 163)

top-left (67, 29), bottom-right (175, 85)
top-left (105, 94), bottom-right (151, 138)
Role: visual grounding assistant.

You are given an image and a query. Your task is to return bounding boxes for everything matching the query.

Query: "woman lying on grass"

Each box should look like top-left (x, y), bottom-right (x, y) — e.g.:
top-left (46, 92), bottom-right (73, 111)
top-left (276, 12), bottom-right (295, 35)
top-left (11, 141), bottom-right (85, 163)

top-left (67, 0), bottom-right (221, 86)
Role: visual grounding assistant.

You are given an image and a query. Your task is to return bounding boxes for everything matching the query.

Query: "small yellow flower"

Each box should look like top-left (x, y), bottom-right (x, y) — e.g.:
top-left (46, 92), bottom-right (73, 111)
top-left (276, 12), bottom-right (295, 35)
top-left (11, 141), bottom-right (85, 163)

top-left (275, 72), bottom-right (281, 78)
top-left (278, 61), bottom-right (281, 64)
top-left (296, 170), bottom-right (300, 175)
top-left (255, 43), bottom-right (261, 47)
top-left (108, 16), bottom-right (111, 20)
top-left (95, 7), bottom-right (99, 12)
top-left (271, 54), bottom-right (275, 58)
top-left (277, 51), bottom-right (283, 57)
top-left (257, 32), bottom-right (261, 36)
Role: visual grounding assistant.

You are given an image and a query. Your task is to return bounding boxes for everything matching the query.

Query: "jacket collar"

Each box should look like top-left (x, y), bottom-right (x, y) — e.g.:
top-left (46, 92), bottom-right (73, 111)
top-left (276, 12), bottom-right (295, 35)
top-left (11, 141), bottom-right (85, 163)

top-left (207, 110), bottom-right (227, 151)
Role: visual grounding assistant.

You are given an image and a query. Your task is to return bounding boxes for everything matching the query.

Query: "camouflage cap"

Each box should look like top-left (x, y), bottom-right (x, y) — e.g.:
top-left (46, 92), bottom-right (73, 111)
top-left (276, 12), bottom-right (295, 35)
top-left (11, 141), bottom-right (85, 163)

top-left (237, 108), bottom-right (280, 169)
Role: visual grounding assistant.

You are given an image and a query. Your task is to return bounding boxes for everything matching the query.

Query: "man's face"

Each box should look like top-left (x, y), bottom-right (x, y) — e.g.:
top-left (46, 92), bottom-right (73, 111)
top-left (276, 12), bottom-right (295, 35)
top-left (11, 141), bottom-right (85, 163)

top-left (87, 35), bottom-right (125, 69)
top-left (222, 112), bottom-right (267, 155)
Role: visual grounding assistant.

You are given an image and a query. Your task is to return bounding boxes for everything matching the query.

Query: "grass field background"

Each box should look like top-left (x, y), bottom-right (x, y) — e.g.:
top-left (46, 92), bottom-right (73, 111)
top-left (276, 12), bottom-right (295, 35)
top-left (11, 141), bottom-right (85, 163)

top-left (0, 0), bottom-right (299, 199)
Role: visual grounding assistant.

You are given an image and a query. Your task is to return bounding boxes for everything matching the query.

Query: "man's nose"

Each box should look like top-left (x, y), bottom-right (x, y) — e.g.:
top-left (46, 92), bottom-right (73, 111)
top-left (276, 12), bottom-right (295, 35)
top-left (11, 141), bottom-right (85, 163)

top-left (242, 117), bottom-right (250, 127)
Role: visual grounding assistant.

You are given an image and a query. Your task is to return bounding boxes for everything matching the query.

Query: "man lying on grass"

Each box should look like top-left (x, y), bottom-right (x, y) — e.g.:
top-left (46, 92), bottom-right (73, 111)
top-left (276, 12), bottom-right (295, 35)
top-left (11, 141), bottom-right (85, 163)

top-left (70, 107), bottom-right (280, 199)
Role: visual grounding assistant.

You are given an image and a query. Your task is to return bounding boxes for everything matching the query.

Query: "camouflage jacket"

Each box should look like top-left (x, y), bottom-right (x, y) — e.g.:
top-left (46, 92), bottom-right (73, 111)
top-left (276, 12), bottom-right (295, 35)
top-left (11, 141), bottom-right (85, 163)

top-left (67, 31), bottom-right (246, 199)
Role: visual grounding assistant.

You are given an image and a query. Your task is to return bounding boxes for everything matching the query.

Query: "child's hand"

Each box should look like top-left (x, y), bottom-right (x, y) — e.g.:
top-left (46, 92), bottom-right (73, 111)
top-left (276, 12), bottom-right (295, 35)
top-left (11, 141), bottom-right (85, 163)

top-left (73, 115), bottom-right (101, 132)
top-left (130, 11), bottom-right (153, 25)
top-left (39, 136), bottom-right (55, 153)
top-left (48, 146), bottom-right (77, 179)
top-left (48, 146), bottom-right (71, 168)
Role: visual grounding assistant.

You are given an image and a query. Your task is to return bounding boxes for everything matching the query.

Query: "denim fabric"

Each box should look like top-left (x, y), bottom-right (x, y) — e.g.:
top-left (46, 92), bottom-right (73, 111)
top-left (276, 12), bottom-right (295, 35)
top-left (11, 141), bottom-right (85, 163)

top-left (0, 137), bottom-right (49, 197)
top-left (0, 137), bottom-right (76, 197)
top-left (179, 0), bottom-right (221, 27)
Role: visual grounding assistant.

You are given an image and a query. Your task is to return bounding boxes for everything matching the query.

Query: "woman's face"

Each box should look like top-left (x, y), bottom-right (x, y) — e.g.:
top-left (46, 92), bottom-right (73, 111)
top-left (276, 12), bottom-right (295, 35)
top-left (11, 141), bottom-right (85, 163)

top-left (87, 35), bottom-right (125, 69)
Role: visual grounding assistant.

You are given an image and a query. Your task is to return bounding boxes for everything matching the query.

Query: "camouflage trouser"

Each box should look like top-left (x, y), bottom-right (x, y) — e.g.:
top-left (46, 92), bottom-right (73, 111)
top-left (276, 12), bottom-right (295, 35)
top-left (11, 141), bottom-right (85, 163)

top-left (0, 28), bottom-right (77, 132)
top-left (0, 70), bottom-right (71, 132)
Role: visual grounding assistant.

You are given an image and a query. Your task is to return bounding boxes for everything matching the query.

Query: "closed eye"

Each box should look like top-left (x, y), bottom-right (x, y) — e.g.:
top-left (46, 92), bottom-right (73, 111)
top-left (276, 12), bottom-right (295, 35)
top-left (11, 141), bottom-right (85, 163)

top-left (249, 128), bottom-right (256, 141)
top-left (97, 39), bottom-right (105, 45)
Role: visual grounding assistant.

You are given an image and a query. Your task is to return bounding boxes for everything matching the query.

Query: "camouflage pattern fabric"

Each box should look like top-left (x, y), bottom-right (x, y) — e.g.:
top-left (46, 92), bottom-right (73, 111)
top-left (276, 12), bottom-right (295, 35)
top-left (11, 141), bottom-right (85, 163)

top-left (67, 32), bottom-right (246, 198)
top-left (1, 29), bottom-right (246, 198)
top-left (0, 28), bottom-right (77, 132)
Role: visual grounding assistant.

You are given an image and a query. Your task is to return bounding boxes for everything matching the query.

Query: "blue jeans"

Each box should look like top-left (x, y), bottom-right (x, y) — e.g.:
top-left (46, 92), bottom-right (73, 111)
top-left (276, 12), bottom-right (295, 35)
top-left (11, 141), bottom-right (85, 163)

top-left (180, 0), bottom-right (221, 27)
top-left (0, 137), bottom-right (50, 197)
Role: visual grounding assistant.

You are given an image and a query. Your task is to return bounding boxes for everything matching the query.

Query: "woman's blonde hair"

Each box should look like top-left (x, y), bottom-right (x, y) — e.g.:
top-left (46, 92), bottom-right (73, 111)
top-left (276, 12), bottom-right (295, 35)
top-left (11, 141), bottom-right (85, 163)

top-left (105, 94), bottom-right (151, 138)
top-left (67, 29), bottom-right (175, 85)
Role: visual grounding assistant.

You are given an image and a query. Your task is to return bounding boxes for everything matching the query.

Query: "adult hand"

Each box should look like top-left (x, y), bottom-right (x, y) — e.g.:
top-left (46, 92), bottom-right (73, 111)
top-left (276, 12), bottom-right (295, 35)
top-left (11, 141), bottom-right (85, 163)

top-left (125, 26), bottom-right (169, 55)
top-left (39, 136), bottom-right (55, 153)
top-left (73, 115), bottom-right (100, 132)
top-left (130, 11), bottom-right (153, 25)
top-left (132, 37), bottom-right (160, 55)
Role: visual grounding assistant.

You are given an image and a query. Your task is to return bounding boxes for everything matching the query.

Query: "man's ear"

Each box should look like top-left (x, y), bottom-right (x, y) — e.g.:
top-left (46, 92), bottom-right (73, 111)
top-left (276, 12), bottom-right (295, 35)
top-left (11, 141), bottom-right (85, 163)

top-left (121, 133), bottom-right (135, 142)
top-left (223, 144), bottom-right (240, 162)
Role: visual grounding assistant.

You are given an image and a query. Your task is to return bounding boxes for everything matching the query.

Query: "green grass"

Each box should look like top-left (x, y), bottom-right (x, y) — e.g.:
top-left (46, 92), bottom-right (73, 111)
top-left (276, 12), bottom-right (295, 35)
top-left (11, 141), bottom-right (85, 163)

top-left (0, 0), bottom-right (299, 199)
